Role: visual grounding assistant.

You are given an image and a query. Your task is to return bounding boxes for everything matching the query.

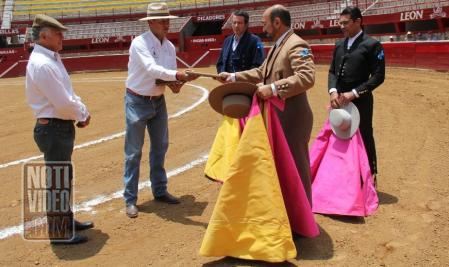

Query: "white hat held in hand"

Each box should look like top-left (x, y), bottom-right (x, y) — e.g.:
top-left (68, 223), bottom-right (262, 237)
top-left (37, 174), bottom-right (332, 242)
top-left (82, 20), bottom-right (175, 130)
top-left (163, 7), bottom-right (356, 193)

top-left (329, 102), bottom-right (360, 139)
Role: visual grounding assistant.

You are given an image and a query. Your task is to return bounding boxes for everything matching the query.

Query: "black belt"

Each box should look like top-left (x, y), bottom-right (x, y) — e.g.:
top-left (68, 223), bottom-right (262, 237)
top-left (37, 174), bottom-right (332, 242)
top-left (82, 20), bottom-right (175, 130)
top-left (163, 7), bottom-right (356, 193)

top-left (37, 118), bottom-right (74, 125)
top-left (126, 88), bottom-right (163, 100)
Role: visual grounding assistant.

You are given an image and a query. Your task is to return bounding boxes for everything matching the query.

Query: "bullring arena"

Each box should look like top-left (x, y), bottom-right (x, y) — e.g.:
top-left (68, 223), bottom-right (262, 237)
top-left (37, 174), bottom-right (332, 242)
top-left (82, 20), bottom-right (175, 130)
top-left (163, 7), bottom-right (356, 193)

top-left (0, 64), bottom-right (448, 266)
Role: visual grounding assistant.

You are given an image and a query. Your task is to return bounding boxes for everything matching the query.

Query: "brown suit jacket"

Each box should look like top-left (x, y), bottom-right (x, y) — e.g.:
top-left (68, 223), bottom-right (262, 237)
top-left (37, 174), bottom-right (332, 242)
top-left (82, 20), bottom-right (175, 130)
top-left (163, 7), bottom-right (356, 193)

top-left (235, 30), bottom-right (315, 203)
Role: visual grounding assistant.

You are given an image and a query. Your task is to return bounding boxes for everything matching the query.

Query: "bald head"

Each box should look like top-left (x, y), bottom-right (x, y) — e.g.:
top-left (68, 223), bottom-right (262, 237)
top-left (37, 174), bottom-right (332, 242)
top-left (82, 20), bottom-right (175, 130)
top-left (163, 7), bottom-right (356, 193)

top-left (262, 4), bottom-right (291, 41)
top-left (267, 4), bottom-right (291, 27)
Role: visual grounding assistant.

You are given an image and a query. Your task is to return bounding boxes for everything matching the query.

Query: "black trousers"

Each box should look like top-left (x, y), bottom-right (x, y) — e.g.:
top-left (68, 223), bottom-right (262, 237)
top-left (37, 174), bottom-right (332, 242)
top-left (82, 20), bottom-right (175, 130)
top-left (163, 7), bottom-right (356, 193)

top-left (33, 118), bottom-right (75, 240)
top-left (352, 93), bottom-right (378, 175)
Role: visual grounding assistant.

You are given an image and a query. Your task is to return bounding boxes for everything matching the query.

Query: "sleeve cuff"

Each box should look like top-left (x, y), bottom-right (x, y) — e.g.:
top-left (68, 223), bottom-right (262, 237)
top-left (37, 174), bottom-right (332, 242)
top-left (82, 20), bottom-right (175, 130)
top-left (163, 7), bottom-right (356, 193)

top-left (230, 73), bottom-right (236, 82)
top-left (328, 88), bottom-right (337, 94)
top-left (167, 69), bottom-right (178, 81)
top-left (271, 83), bottom-right (277, 96)
top-left (76, 105), bottom-right (89, 122)
top-left (352, 89), bottom-right (360, 98)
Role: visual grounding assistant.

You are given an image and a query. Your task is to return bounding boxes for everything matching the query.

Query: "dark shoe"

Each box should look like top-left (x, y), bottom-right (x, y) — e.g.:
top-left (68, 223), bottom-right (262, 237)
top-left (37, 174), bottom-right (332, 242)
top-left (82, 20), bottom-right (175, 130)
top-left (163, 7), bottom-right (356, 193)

top-left (154, 192), bottom-right (180, 204)
top-left (50, 233), bottom-right (88, 245)
top-left (126, 204), bottom-right (138, 218)
top-left (74, 220), bottom-right (94, 231)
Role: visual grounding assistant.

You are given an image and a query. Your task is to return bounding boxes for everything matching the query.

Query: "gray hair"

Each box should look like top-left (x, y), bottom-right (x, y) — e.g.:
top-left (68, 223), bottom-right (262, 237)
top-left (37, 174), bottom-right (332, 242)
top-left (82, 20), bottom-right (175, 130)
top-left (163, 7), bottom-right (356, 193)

top-left (30, 27), bottom-right (50, 42)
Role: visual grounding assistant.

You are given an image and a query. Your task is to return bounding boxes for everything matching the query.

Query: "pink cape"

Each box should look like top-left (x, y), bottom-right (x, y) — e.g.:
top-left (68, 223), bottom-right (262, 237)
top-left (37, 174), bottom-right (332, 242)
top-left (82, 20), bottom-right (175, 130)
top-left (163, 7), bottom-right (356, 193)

top-left (240, 96), bottom-right (320, 237)
top-left (241, 97), bottom-right (319, 237)
top-left (310, 120), bottom-right (378, 216)
top-left (266, 98), bottom-right (319, 236)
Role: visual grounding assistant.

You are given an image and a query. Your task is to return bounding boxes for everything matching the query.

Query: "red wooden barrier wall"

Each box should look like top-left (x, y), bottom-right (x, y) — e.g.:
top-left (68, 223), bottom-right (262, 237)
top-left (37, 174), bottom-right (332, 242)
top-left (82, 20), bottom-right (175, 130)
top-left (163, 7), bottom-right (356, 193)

top-left (1, 41), bottom-right (449, 78)
top-left (311, 42), bottom-right (449, 71)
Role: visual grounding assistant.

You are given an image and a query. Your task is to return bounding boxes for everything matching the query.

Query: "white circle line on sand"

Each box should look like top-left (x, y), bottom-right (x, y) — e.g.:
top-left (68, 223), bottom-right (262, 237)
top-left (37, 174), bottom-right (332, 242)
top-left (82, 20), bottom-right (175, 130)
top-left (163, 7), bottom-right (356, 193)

top-left (0, 75), bottom-right (210, 86)
top-left (0, 154), bottom-right (209, 240)
top-left (0, 83), bottom-right (209, 169)
top-left (0, 76), bottom-right (128, 86)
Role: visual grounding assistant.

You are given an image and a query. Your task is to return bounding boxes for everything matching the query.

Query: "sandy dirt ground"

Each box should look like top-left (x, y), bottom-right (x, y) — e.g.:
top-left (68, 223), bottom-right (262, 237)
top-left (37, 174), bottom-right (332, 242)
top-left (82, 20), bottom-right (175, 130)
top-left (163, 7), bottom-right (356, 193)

top-left (0, 65), bottom-right (448, 266)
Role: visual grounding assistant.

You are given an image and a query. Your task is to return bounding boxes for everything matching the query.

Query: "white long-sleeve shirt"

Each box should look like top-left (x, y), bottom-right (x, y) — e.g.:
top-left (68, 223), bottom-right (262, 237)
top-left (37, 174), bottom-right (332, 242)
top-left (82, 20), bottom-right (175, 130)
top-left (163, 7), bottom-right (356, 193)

top-left (347, 30), bottom-right (363, 49)
top-left (25, 44), bottom-right (89, 121)
top-left (125, 30), bottom-right (177, 96)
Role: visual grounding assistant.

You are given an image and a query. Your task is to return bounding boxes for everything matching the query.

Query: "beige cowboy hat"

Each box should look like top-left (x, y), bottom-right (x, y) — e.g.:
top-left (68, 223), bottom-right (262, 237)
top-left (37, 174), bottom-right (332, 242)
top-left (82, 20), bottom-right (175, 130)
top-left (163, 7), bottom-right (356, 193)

top-left (208, 82), bottom-right (257, 119)
top-left (329, 102), bottom-right (360, 139)
top-left (139, 2), bottom-right (178, 21)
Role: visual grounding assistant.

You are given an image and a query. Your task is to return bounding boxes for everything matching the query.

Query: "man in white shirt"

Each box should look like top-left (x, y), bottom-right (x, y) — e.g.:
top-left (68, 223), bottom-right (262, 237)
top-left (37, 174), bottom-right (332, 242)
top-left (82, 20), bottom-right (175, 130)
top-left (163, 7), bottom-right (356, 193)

top-left (25, 14), bottom-right (93, 245)
top-left (123, 2), bottom-right (198, 218)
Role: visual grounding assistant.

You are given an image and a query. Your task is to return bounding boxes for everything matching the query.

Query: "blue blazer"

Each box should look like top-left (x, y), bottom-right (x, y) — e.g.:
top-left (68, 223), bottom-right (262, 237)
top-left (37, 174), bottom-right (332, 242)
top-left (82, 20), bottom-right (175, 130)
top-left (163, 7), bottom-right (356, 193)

top-left (216, 31), bottom-right (264, 73)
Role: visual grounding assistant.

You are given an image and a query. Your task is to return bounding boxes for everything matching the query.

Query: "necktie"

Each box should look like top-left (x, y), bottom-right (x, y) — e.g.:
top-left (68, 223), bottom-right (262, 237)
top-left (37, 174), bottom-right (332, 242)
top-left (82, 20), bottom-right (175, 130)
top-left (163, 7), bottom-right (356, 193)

top-left (264, 43), bottom-right (277, 84)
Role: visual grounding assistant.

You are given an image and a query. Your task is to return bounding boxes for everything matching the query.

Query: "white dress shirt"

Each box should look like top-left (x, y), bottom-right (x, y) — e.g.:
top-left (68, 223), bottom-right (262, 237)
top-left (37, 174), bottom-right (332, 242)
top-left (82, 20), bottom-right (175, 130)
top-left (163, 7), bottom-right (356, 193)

top-left (275, 29), bottom-right (292, 48)
top-left (328, 30), bottom-right (364, 95)
top-left (25, 44), bottom-right (89, 121)
top-left (126, 30), bottom-right (177, 96)
top-left (347, 30), bottom-right (363, 49)
top-left (232, 35), bottom-right (240, 51)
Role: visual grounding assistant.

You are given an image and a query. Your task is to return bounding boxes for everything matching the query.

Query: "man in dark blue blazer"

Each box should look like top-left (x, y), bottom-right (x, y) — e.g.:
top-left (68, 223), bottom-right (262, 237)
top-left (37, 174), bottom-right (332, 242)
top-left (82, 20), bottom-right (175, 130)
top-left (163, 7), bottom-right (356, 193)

top-left (216, 10), bottom-right (264, 73)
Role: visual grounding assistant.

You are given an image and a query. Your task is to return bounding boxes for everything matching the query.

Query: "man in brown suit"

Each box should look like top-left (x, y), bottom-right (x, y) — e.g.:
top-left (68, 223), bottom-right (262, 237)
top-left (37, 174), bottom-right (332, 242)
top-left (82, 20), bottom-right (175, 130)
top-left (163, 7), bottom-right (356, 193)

top-left (217, 4), bottom-right (315, 204)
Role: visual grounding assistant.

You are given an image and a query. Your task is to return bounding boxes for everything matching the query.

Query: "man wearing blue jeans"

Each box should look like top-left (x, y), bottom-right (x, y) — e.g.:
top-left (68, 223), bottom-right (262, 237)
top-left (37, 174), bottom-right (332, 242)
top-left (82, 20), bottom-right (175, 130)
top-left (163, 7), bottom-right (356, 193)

top-left (123, 2), bottom-right (199, 218)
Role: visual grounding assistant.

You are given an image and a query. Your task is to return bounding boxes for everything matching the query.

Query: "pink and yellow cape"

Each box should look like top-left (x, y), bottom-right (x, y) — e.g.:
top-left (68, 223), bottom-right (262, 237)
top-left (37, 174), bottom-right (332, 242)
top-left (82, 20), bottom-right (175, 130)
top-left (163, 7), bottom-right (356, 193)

top-left (201, 96), bottom-right (319, 262)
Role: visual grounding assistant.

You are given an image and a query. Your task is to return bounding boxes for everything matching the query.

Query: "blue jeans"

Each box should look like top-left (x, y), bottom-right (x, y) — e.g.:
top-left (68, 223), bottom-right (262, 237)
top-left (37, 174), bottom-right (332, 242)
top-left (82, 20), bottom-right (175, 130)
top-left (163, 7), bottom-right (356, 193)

top-left (123, 92), bottom-right (169, 206)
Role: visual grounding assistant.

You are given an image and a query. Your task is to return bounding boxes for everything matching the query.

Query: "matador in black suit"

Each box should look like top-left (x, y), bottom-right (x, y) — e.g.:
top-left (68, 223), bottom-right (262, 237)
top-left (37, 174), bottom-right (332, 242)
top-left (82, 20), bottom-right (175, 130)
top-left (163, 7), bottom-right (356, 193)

top-left (328, 6), bottom-right (385, 180)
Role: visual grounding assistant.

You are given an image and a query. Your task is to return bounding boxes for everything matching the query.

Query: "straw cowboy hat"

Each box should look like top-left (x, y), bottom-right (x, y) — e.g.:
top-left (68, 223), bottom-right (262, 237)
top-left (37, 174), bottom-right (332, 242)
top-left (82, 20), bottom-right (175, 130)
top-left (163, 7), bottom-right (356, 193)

top-left (329, 102), bottom-right (360, 139)
top-left (139, 2), bottom-right (178, 21)
top-left (209, 82), bottom-right (257, 119)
